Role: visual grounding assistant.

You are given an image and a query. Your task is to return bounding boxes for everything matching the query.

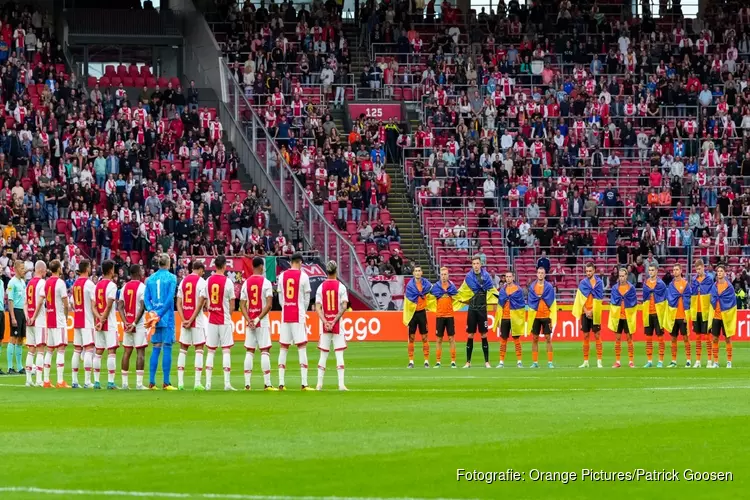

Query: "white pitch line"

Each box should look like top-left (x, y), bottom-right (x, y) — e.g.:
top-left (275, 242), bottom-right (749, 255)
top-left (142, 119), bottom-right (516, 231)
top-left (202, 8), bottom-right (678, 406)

top-left (348, 375), bottom-right (745, 380)
top-left (0, 487), bottom-right (475, 500)
top-left (353, 386), bottom-right (750, 393)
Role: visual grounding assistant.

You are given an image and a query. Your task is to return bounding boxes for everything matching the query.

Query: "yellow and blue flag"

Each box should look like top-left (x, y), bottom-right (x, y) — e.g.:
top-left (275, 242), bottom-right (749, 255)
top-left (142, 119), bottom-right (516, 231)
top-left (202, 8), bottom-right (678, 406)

top-left (642, 278), bottom-right (667, 328)
top-left (571, 276), bottom-right (604, 324)
top-left (664, 278), bottom-right (691, 332)
top-left (454, 269), bottom-right (499, 312)
top-left (429, 280), bottom-right (458, 299)
top-left (402, 277), bottom-right (436, 325)
top-left (708, 279), bottom-right (737, 337)
top-left (492, 284), bottom-right (527, 334)
top-left (608, 282), bottom-right (638, 333)
top-left (689, 274), bottom-right (714, 322)
top-left (527, 280), bottom-right (557, 327)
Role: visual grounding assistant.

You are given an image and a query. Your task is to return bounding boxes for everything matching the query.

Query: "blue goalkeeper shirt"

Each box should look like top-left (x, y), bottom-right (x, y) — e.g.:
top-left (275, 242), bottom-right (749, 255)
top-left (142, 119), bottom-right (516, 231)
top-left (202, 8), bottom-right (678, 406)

top-left (144, 268), bottom-right (177, 330)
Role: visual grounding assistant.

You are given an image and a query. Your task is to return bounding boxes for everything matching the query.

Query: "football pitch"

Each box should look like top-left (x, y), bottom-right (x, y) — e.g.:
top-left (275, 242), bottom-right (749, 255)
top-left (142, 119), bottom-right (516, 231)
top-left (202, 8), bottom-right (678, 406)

top-left (0, 341), bottom-right (748, 500)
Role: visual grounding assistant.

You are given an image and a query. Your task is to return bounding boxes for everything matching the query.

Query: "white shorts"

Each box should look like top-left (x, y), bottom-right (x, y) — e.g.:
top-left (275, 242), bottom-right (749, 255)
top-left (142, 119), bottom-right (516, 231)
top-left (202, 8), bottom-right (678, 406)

top-left (244, 325), bottom-right (272, 351)
top-left (123, 325), bottom-right (148, 349)
top-left (206, 323), bottom-right (234, 349)
top-left (95, 328), bottom-right (119, 350)
top-left (180, 326), bottom-right (207, 347)
top-left (46, 327), bottom-right (68, 349)
top-left (318, 332), bottom-right (347, 352)
top-left (279, 322), bottom-right (307, 347)
top-left (74, 328), bottom-right (95, 348)
top-left (27, 325), bottom-right (46, 347)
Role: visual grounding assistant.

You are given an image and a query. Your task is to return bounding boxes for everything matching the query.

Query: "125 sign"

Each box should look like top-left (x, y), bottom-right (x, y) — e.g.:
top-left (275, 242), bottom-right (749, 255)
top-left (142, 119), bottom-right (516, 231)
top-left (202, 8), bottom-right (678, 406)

top-left (348, 103), bottom-right (402, 121)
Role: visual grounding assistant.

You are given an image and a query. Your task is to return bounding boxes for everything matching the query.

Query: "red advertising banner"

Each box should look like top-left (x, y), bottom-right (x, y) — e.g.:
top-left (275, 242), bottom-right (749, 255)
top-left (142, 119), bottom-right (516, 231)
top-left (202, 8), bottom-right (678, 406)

top-left (348, 103), bottom-right (402, 121)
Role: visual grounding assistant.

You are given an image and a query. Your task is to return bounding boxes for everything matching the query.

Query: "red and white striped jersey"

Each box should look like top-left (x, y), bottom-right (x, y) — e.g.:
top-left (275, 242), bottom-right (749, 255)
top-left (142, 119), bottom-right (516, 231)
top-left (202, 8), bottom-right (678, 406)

top-left (121, 280), bottom-right (146, 328)
top-left (178, 273), bottom-right (208, 329)
top-left (94, 279), bottom-right (118, 331)
top-left (278, 269), bottom-right (311, 324)
top-left (27, 277), bottom-right (46, 328)
top-left (72, 277), bottom-right (96, 329)
top-left (206, 274), bottom-right (235, 325)
top-left (241, 275), bottom-right (273, 328)
top-left (316, 279), bottom-right (348, 334)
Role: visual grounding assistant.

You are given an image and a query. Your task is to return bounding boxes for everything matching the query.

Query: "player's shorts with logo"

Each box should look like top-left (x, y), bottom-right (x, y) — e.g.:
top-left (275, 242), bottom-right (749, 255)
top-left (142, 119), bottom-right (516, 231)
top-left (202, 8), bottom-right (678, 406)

top-left (27, 325), bottom-right (46, 347)
top-left (670, 319), bottom-right (688, 337)
top-left (207, 323), bottom-right (234, 348)
top-left (408, 310), bottom-right (428, 336)
top-left (123, 325), bottom-right (148, 348)
top-left (466, 309), bottom-right (488, 334)
top-left (10, 309), bottom-right (25, 338)
top-left (435, 317), bottom-right (455, 338)
top-left (693, 313), bottom-right (708, 334)
top-left (581, 315), bottom-right (600, 333)
top-left (499, 319), bottom-right (522, 339)
top-left (46, 327), bottom-right (68, 348)
top-left (531, 318), bottom-right (552, 336)
top-left (644, 313), bottom-right (662, 335)
top-left (245, 325), bottom-right (272, 351)
top-left (180, 326), bottom-right (207, 347)
top-left (279, 322), bottom-right (307, 346)
top-left (318, 332), bottom-right (347, 351)
top-left (616, 319), bottom-right (630, 334)
top-left (74, 328), bottom-right (95, 348)
top-left (95, 327), bottom-right (119, 350)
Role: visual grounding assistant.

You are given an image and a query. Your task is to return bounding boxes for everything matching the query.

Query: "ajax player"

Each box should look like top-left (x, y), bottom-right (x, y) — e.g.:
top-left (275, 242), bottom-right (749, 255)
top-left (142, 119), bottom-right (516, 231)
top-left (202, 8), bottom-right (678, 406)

top-left (118, 265), bottom-right (148, 390)
top-left (315, 261), bottom-right (349, 391)
top-left (240, 256), bottom-right (277, 391)
top-left (24, 261), bottom-right (47, 387)
top-left (71, 260), bottom-right (96, 388)
top-left (205, 255), bottom-right (237, 391)
top-left (43, 260), bottom-right (70, 388)
top-left (176, 260), bottom-right (207, 391)
top-left (277, 252), bottom-right (313, 391)
top-left (94, 260), bottom-right (120, 390)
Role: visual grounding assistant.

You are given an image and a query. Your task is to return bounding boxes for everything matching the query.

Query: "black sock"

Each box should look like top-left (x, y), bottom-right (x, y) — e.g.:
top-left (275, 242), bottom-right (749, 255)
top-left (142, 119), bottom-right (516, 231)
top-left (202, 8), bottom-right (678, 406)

top-left (482, 338), bottom-right (489, 363)
top-left (466, 338), bottom-right (474, 363)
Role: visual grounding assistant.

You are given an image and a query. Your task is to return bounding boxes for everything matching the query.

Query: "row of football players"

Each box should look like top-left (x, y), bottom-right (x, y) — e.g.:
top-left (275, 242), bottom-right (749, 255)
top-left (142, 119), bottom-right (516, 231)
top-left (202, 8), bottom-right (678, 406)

top-left (21, 254), bottom-right (349, 391)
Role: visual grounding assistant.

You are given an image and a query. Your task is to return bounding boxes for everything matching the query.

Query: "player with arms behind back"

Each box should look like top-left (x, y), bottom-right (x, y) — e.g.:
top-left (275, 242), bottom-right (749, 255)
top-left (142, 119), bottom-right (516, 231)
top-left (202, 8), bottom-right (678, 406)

top-left (94, 260), bottom-right (119, 389)
top-left (43, 260), bottom-right (70, 388)
top-left (176, 260), bottom-right (208, 391)
top-left (144, 254), bottom-right (178, 390)
top-left (240, 256), bottom-right (277, 391)
top-left (118, 265), bottom-right (148, 390)
top-left (24, 261), bottom-right (47, 387)
top-left (315, 261), bottom-right (349, 391)
top-left (277, 252), bottom-right (313, 391)
top-left (205, 255), bottom-right (237, 391)
top-left (71, 259), bottom-right (96, 388)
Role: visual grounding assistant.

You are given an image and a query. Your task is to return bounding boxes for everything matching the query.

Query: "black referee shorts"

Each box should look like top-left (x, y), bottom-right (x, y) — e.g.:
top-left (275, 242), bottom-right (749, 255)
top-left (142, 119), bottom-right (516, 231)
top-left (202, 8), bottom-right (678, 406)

top-left (408, 310), bottom-right (428, 337)
top-left (10, 309), bottom-right (24, 338)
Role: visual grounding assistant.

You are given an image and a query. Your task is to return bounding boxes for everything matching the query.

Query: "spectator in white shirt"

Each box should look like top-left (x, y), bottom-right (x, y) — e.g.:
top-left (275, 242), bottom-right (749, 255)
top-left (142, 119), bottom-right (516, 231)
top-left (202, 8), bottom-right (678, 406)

top-left (606, 153), bottom-right (621, 170)
top-left (671, 156), bottom-right (685, 178)
top-left (483, 177), bottom-right (496, 208)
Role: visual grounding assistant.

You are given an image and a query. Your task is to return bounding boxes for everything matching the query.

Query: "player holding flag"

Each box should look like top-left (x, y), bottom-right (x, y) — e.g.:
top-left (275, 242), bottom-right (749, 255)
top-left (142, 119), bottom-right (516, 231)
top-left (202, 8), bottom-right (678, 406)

top-left (690, 260), bottom-right (714, 368)
top-left (277, 252), bottom-right (313, 391)
top-left (25, 261), bottom-right (47, 387)
top-left (608, 268), bottom-right (638, 368)
top-left (94, 260), bottom-right (119, 389)
top-left (708, 264), bottom-right (736, 368)
top-left (43, 260), bottom-right (69, 388)
top-left (527, 267), bottom-right (557, 369)
top-left (240, 257), bottom-right (277, 391)
top-left (664, 264), bottom-right (692, 368)
top-left (572, 262), bottom-right (604, 368)
top-left (430, 267), bottom-right (458, 368)
top-left (493, 271), bottom-right (525, 368)
top-left (118, 265), bottom-right (148, 389)
top-left (71, 260), bottom-right (96, 388)
top-left (176, 261), bottom-right (207, 391)
top-left (402, 266), bottom-right (434, 368)
top-left (455, 256), bottom-right (499, 368)
top-left (144, 254), bottom-right (178, 390)
top-left (642, 264), bottom-right (668, 368)
top-left (205, 255), bottom-right (237, 391)
top-left (314, 261), bottom-right (349, 390)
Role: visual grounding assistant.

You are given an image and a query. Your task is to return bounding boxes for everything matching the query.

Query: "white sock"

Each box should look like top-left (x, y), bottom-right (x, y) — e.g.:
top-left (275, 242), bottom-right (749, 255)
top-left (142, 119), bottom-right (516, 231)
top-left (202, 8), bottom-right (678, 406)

top-left (335, 350), bottom-right (346, 388)
top-left (121, 370), bottom-right (129, 387)
top-left (136, 370), bottom-right (144, 387)
top-left (25, 352), bottom-right (33, 384)
top-left (317, 350), bottom-right (329, 388)
top-left (222, 348), bottom-right (232, 387)
top-left (205, 350), bottom-right (215, 389)
top-left (35, 352), bottom-right (44, 384)
top-left (107, 354), bottom-right (116, 384)
top-left (93, 354), bottom-right (102, 383)
top-left (43, 351), bottom-right (52, 383)
top-left (244, 350), bottom-right (253, 387)
top-left (177, 350), bottom-right (187, 387)
top-left (56, 351), bottom-right (65, 384)
top-left (194, 350), bottom-right (204, 386)
top-left (71, 349), bottom-right (81, 385)
top-left (278, 348), bottom-right (288, 387)
top-left (299, 345), bottom-right (309, 387)
top-left (261, 351), bottom-right (271, 387)
top-left (84, 350), bottom-right (93, 385)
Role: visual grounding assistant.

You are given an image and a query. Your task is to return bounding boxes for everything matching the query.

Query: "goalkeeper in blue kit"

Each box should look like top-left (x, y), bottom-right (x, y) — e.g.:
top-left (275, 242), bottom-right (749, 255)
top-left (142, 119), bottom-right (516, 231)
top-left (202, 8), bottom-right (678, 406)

top-left (144, 254), bottom-right (178, 390)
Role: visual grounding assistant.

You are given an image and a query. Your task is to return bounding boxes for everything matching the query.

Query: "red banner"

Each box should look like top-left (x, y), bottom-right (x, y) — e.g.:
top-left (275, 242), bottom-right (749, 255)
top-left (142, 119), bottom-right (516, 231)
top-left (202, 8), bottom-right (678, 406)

top-left (348, 103), bottom-right (402, 121)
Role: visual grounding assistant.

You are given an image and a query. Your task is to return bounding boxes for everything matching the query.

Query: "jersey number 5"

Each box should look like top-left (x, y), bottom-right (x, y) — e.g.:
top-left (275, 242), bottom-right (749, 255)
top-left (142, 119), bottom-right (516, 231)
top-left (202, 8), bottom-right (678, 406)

top-left (97, 289), bottom-right (106, 310)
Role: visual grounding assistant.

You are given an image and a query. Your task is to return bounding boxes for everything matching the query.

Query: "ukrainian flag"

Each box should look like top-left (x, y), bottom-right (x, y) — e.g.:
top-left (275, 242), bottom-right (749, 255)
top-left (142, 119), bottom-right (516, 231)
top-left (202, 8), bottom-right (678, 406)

top-left (527, 280), bottom-right (557, 327)
top-left (572, 277), bottom-right (604, 324)
top-left (708, 280), bottom-right (737, 337)
top-left (454, 269), bottom-right (499, 312)
top-left (608, 282), bottom-right (638, 334)
top-left (402, 277), bottom-right (436, 325)
top-left (492, 284), bottom-right (527, 334)
top-left (689, 274), bottom-right (714, 322)
top-left (642, 278), bottom-right (668, 328)
top-left (664, 279), bottom-right (692, 332)
top-left (430, 280), bottom-right (458, 300)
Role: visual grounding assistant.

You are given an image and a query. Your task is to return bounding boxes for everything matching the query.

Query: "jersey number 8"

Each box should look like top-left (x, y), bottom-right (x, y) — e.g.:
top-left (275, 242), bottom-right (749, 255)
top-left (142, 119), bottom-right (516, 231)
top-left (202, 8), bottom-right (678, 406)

top-left (210, 284), bottom-right (220, 304)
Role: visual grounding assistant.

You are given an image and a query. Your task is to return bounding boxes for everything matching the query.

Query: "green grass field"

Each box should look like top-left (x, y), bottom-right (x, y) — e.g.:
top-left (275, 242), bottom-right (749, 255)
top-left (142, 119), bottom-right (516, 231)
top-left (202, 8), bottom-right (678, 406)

top-left (0, 341), bottom-right (748, 500)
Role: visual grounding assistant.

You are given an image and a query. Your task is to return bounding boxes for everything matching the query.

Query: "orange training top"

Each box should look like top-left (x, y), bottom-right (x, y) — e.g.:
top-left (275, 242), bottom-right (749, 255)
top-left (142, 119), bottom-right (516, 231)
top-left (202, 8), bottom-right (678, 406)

top-left (416, 281), bottom-right (426, 311)
top-left (535, 282), bottom-right (549, 319)
top-left (618, 283), bottom-right (630, 319)
top-left (436, 282), bottom-right (454, 318)
top-left (503, 284), bottom-right (519, 319)
top-left (674, 278), bottom-right (686, 320)
top-left (584, 277), bottom-right (596, 310)
top-left (646, 278), bottom-right (657, 314)
top-left (715, 281), bottom-right (727, 319)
